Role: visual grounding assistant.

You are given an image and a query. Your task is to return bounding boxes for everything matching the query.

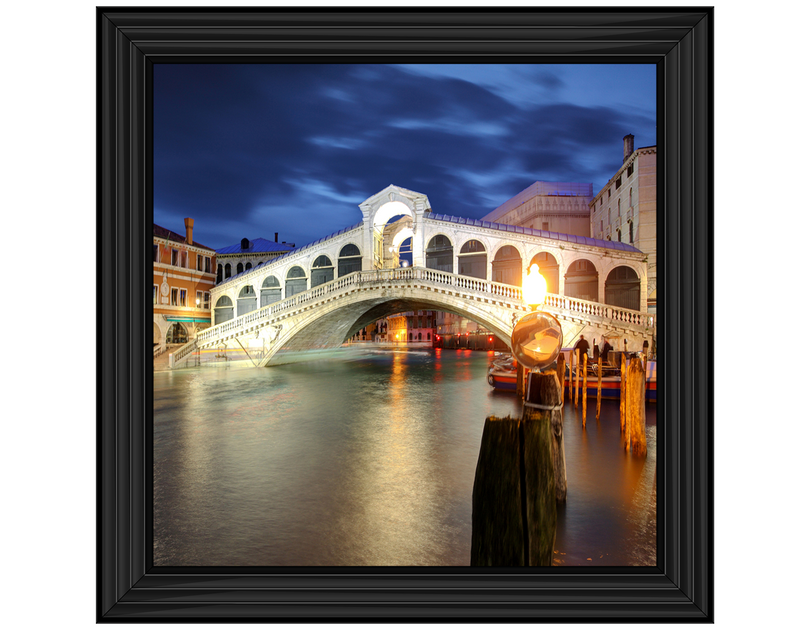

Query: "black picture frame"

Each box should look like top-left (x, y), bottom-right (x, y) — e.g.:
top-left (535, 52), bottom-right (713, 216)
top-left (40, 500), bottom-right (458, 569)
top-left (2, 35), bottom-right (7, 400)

top-left (98, 7), bottom-right (713, 622)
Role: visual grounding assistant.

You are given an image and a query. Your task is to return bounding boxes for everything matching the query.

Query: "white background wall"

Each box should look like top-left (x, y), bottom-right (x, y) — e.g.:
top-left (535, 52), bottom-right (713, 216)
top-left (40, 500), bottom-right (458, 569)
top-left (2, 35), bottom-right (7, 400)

top-left (3, 1), bottom-right (799, 629)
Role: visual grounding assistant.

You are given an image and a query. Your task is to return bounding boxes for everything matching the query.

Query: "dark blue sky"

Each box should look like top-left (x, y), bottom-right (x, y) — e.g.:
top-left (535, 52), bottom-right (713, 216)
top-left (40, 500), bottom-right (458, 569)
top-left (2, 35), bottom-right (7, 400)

top-left (154, 64), bottom-right (655, 251)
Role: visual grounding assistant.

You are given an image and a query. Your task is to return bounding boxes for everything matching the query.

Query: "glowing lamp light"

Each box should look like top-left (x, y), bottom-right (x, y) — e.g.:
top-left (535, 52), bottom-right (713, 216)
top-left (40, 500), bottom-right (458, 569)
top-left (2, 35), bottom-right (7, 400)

top-left (511, 311), bottom-right (563, 370)
top-left (522, 264), bottom-right (548, 309)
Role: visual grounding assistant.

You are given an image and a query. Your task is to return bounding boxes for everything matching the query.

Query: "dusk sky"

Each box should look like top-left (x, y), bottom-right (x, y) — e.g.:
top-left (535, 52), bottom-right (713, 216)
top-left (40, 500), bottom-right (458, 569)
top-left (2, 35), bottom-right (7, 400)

top-left (154, 63), bottom-right (656, 251)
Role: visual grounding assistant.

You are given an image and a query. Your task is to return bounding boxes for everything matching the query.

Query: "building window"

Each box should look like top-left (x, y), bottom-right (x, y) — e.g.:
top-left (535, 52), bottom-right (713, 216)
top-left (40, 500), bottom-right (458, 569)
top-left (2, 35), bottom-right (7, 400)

top-left (205, 257), bottom-right (211, 273)
top-left (203, 292), bottom-right (210, 309)
top-left (618, 199), bottom-right (621, 216)
top-left (196, 254), bottom-right (203, 271)
top-left (180, 250), bottom-right (188, 268)
top-left (196, 290), bottom-right (203, 308)
top-left (542, 222), bottom-right (549, 231)
top-left (630, 188), bottom-right (633, 207)
top-left (629, 221), bottom-right (634, 243)
top-left (617, 229), bottom-right (621, 242)
top-left (627, 164), bottom-right (634, 178)
top-left (616, 176), bottom-right (622, 189)
top-left (154, 245), bottom-right (159, 262)
top-left (607, 189), bottom-right (611, 199)
top-left (179, 289), bottom-right (187, 306)
top-left (170, 288), bottom-right (178, 305)
top-left (153, 285), bottom-right (158, 305)
top-left (224, 263), bottom-right (232, 279)
top-left (171, 249), bottom-right (179, 266)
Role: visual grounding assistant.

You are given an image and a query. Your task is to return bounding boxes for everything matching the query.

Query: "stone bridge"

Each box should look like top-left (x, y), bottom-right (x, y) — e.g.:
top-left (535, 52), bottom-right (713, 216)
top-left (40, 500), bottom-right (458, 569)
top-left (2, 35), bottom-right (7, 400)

top-left (169, 184), bottom-right (656, 368)
top-left (170, 266), bottom-right (655, 368)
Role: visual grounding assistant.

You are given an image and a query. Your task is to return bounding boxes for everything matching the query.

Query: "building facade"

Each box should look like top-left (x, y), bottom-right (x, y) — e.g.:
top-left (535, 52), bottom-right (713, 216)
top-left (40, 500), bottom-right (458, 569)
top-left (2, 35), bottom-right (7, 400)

top-left (481, 181), bottom-right (594, 237)
top-left (153, 219), bottom-right (217, 351)
top-left (215, 234), bottom-right (295, 283)
top-left (589, 135), bottom-right (657, 311)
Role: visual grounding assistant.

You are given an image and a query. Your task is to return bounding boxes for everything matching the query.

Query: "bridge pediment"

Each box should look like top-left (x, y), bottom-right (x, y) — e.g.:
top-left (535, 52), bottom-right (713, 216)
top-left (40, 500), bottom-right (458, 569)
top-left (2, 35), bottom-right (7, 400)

top-left (359, 185), bottom-right (431, 223)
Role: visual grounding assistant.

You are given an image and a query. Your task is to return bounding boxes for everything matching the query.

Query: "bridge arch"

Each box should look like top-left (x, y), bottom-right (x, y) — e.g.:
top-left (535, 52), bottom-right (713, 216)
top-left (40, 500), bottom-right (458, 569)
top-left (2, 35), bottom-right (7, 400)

top-left (605, 265), bottom-right (641, 310)
top-left (285, 265), bottom-right (308, 297)
top-left (214, 295), bottom-right (234, 324)
top-left (528, 251), bottom-right (560, 294)
top-left (564, 258), bottom-right (599, 302)
top-left (491, 243), bottom-right (523, 286)
top-left (338, 243), bottom-right (362, 277)
top-left (237, 284), bottom-right (258, 316)
top-left (425, 234), bottom-right (454, 272)
top-left (311, 255), bottom-right (335, 288)
top-left (260, 275), bottom-right (281, 307)
top-left (457, 238), bottom-right (488, 279)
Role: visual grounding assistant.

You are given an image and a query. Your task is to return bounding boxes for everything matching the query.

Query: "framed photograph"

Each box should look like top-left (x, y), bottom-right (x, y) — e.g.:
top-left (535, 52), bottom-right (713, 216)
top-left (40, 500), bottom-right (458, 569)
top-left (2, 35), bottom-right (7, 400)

top-left (98, 7), bottom-right (713, 622)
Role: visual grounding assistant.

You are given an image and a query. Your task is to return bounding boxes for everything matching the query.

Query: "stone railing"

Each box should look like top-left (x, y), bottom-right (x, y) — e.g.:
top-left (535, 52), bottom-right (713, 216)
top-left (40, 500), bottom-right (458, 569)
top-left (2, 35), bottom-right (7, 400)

top-left (168, 339), bottom-right (198, 368)
top-left (542, 294), bottom-right (656, 329)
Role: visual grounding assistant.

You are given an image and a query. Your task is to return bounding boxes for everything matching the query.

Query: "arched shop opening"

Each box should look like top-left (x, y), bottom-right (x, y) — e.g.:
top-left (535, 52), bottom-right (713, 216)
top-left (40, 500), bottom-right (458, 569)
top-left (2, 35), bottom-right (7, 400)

top-left (237, 285), bottom-right (258, 316)
top-left (338, 244), bottom-right (362, 277)
top-left (492, 245), bottom-right (522, 286)
top-left (166, 322), bottom-right (188, 344)
top-left (529, 252), bottom-right (559, 294)
top-left (214, 295), bottom-right (234, 324)
top-left (311, 255), bottom-right (335, 288)
top-left (564, 259), bottom-right (599, 302)
top-left (425, 235), bottom-right (453, 272)
top-left (261, 275), bottom-right (281, 307)
top-left (285, 266), bottom-right (308, 297)
top-left (605, 265), bottom-right (640, 310)
top-left (458, 239), bottom-right (487, 279)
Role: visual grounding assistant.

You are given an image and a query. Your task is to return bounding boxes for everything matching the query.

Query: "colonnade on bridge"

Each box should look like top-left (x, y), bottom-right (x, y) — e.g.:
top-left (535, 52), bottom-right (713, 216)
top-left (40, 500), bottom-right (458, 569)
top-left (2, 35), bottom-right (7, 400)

top-left (210, 185), bottom-right (649, 327)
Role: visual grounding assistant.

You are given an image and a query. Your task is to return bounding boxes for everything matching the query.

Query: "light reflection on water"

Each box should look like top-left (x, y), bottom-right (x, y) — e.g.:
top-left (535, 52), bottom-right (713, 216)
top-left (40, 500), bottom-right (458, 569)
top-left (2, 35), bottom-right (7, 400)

top-left (154, 348), bottom-right (655, 567)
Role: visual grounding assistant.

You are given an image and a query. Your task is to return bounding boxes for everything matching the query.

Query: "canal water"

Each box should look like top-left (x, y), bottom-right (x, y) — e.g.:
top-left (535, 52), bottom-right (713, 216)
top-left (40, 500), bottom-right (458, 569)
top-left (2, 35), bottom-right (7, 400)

top-left (154, 347), bottom-right (656, 567)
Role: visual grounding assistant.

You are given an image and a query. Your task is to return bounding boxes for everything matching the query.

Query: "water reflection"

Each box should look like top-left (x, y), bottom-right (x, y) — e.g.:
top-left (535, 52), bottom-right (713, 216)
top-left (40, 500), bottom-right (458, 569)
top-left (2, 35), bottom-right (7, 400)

top-left (154, 349), bottom-right (655, 566)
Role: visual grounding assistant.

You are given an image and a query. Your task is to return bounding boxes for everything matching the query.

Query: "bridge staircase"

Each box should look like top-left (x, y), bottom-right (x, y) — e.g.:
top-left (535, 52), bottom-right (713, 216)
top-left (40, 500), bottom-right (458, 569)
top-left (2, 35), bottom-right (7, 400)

top-left (168, 267), bottom-right (656, 368)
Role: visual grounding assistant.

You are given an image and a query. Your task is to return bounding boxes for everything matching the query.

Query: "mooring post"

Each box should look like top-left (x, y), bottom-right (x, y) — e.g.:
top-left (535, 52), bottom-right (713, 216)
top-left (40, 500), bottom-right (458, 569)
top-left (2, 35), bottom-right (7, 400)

top-left (620, 352), bottom-right (627, 433)
top-left (568, 349), bottom-right (574, 404)
top-left (582, 354), bottom-right (588, 428)
top-left (471, 411), bottom-right (557, 566)
top-left (596, 355), bottom-right (602, 421)
top-left (574, 349), bottom-right (580, 408)
top-left (626, 357), bottom-right (647, 456)
top-left (556, 353), bottom-right (566, 404)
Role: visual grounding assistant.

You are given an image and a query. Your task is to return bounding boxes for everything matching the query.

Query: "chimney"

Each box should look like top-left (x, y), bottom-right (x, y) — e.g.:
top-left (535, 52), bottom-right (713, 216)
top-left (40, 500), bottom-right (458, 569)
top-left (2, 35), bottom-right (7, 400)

top-left (275, 232), bottom-right (278, 242)
top-left (184, 218), bottom-right (194, 245)
top-left (623, 134), bottom-right (634, 163)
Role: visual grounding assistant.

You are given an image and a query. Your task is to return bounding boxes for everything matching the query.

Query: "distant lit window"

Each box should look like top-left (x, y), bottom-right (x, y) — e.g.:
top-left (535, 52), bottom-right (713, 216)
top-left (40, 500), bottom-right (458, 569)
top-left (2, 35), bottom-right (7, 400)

top-left (203, 292), bottom-right (210, 309)
top-left (196, 290), bottom-right (203, 308)
top-left (170, 288), bottom-right (178, 305)
top-left (179, 289), bottom-right (187, 307)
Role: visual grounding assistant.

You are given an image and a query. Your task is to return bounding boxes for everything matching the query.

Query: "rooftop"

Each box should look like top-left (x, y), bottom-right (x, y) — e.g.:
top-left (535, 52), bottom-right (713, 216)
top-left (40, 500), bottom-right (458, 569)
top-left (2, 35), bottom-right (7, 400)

top-left (153, 224), bottom-right (215, 252)
top-left (482, 181), bottom-right (594, 223)
top-left (216, 237), bottom-right (295, 256)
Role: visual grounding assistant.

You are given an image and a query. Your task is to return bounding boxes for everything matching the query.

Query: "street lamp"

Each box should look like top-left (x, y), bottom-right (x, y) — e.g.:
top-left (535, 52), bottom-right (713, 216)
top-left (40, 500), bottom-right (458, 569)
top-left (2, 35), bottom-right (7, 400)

top-left (511, 264), bottom-right (563, 371)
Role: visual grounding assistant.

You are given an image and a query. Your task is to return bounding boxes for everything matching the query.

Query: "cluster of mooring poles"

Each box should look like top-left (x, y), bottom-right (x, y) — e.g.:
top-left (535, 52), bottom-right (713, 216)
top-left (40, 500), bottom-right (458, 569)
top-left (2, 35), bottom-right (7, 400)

top-left (471, 265), bottom-right (648, 566)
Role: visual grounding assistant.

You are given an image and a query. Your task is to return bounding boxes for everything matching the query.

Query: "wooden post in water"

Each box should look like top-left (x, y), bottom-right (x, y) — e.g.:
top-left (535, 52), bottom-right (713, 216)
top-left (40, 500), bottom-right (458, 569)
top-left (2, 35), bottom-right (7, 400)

top-left (568, 350), bottom-right (574, 404)
top-left (525, 369), bottom-right (567, 504)
top-left (620, 352), bottom-right (628, 433)
top-left (574, 349), bottom-right (580, 407)
top-left (581, 354), bottom-right (588, 428)
top-left (471, 410), bottom-right (558, 566)
top-left (626, 357), bottom-right (647, 456)
top-left (556, 353), bottom-right (566, 404)
top-left (596, 356), bottom-right (602, 421)
top-left (516, 362), bottom-right (525, 399)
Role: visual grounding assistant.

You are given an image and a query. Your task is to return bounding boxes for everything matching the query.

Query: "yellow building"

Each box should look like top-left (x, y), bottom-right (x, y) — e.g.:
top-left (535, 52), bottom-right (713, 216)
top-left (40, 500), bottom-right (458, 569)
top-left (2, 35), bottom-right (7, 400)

top-left (153, 218), bottom-right (217, 353)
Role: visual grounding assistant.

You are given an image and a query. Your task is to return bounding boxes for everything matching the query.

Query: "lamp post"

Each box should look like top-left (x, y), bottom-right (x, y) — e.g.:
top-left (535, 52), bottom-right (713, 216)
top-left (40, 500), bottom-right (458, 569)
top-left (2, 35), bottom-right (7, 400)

top-left (511, 264), bottom-right (563, 374)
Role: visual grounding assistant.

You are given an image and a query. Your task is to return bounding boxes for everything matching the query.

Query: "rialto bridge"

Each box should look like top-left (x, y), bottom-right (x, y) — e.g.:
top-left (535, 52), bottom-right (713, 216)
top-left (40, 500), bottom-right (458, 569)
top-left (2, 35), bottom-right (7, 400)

top-left (169, 185), bottom-right (655, 368)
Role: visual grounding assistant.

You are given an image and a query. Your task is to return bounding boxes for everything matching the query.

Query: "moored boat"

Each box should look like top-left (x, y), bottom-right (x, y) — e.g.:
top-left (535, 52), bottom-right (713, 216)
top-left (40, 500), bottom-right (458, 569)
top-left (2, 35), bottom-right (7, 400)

top-left (487, 353), bottom-right (518, 391)
top-left (564, 352), bottom-right (656, 402)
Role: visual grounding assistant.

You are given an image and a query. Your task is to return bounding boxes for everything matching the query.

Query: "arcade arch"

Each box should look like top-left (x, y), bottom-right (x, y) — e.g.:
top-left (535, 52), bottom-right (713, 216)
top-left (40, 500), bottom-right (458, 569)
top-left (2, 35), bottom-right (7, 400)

top-left (425, 235), bottom-right (453, 272)
top-left (458, 239), bottom-right (487, 279)
top-left (564, 259), bottom-right (599, 302)
top-left (311, 255), bottom-right (334, 288)
top-left (529, 252), bottom-right (559, 294)
top-left (605, 265), bottom-right (640, 310)
top-left (237, 284), bottom-right (257, 316)
top-left (338, 244), bottom-right (362, 277)
top-left (492, 245), bottom-right (522, 286)
top-left (260, 275), bottom-right (281, 307)
top-left (214, 295), bottom-right (234, 324)
top-left (286, 266), bottom-right (308, 297)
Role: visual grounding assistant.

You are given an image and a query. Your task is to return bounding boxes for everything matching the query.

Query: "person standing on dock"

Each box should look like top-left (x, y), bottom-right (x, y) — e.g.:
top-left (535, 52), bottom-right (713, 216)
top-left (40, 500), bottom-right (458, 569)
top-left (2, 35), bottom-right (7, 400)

top-left (601, 337), bottom-right (613, 365)
top-left (574, 335), bottom-right (590, 367)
